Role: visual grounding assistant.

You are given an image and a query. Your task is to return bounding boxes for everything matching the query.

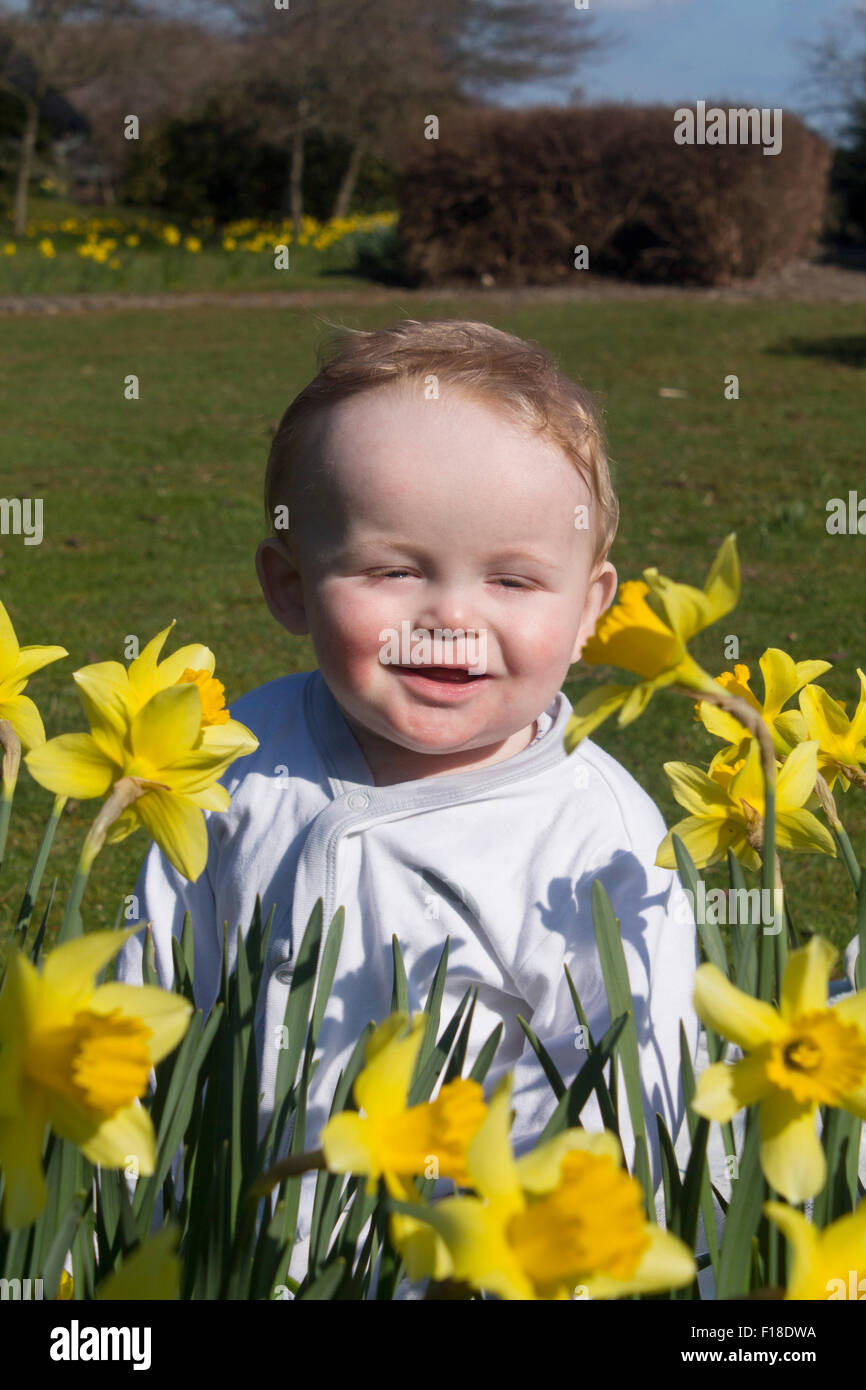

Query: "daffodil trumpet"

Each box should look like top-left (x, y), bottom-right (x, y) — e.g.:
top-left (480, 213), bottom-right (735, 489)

top-left (384, 1079), bottom-right (696, 1300)
top-left (691, 936), bottom-right (866, 1204)
top-left (0, 928), bottom-right (193, 1229)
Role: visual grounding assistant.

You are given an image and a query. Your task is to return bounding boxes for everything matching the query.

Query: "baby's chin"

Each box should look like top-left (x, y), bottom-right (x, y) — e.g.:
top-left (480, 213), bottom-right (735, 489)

top-left (349, 702), bottom-right (528, 757)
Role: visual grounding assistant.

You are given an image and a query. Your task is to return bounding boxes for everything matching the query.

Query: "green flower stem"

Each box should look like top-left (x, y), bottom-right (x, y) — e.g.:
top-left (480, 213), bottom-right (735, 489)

top-left (56, 777), bottom-right (146, 945)
top-left (831, 824), bottom-right (862, 893)
top-left (247, 1148), bottom-right (327, 1199)
top-left (0, 779), bottom-right (14, 869)
top-left (759, 773), bottom-right (778, 1003)
top-left (857, 874), bottom-right (866, 991)
top-left (813, 774), bottom-right (866, 987)
top-left (815, 774), bottom-right (862, 892)
top-left (16, 793), bottom-right (67, 938)
top-left (773, 859), bottom-right (788, 989)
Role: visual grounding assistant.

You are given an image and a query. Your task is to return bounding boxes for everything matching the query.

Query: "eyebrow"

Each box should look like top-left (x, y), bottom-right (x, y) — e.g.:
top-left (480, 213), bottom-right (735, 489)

top-left (342, 540), bottom-right (567, 573)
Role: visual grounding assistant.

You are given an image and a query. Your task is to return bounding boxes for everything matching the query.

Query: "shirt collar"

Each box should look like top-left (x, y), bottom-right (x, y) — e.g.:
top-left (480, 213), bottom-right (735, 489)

top-left (305, 667), bottom-right (573, 802)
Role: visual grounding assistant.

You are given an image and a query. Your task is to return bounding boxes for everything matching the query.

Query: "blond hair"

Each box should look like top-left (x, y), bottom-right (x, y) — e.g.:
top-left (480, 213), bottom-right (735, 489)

top-left (264, 319), bottom-right (619, 570)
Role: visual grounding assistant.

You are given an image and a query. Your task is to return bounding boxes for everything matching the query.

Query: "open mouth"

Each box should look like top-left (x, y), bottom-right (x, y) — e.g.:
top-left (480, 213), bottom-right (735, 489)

top-left (394, 666), bottom-right (487, 683)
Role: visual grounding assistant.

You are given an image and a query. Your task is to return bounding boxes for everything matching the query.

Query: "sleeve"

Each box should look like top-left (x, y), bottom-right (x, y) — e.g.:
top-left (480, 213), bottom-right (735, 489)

top-left (114, 831), bottom-right (223, 1015)
top-left (500, 847), bottom-right (702, 1204)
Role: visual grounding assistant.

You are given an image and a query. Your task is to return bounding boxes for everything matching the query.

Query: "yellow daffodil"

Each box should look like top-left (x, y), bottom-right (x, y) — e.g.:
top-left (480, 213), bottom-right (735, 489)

top-left (565, 534), bottom-right (739, 748)
top-left (0, 930), bottom-right (192, 1229)
top-left (399, 1079), bottom-right (695, 1300)
top-left (656, 739), bottom-right (835, 871)
top-left (0, 599), bottom-right (67, 751)
top-left (72, 620), bottom-right (239, 745)
top-left (26, 681), bottom-right (255, 880)
top-left (24, 623), bottom-right (257, 879)
top-left (694, 649), bottom-right (828, 758)
top-left (321, 1013), bottom-right (487, 1280)
top-left (764, 1200), bottom-right (866, 1300)
top-left (799, 670), bottom-right (866, 792)
top-left (691, 936), bottom-right (866, 1203)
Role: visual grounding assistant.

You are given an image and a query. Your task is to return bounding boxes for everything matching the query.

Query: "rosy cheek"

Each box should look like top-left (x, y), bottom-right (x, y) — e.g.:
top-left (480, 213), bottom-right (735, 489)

top-left (504, 608), bottom-right (572, 667)
top-left (315, 587), bottom-right (387, 671)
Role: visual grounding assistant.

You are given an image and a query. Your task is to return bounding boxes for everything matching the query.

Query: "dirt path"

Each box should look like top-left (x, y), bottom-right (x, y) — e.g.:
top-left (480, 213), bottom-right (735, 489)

top-left (2, 260), bottom-right (865, 315)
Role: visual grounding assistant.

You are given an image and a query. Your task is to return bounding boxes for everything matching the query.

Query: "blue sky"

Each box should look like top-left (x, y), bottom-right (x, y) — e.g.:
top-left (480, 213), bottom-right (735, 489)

top-left (512, 0), bottom-right (856, 138)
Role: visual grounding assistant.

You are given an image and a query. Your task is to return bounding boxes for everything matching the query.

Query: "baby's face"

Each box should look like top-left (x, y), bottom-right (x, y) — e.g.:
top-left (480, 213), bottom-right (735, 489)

top-left (257, 383), bottom-right (617, 781)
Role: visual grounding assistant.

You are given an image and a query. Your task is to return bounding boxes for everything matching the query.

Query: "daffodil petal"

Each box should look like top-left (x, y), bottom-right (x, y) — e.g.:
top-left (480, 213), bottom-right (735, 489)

top-left (656, 817), bottom-right (740, 871)
top-left (72, 662), bottom-right (131, 752)
top-left (694, 964), bottom-right (786, 1049)
top-left (662, 761), bottom-right (732, 817)
top-left (42, 930), bottom-right (133, 1000)
top-left (760, 651), bottom-right (831, 722)
top-left (691, 1053), bottom-right (772, 1123)
top-left (321, 1110), bottom-right (378, 1176)
top-left (89, 984), bottom-right (193, 1064)
top-left (776, 809), bottom-right (837, 857)
top-left (73, 1098), bottom-right (157, 1172)
top-left (776, 740), bottom-right (820, 809)
top-left (157, 644), bottom-right (215, 686)
top-left (701, 533), bottom-right (740, 625)
top-left (779, 937), bottom-right (838, 1021)
top-left (800, 684), bottom-right (855, 763)
top-left (135, 787), bottom-right (207, 882)
top-left (127, 622), bottom-right (176, 711)
top-left (11, 643), bottom-right (68, 683)
top-left (728, 739), bottom-right (767, 818)
top-left (186, 782), bottom-right (231, 811)
top-left (24, 733), bottom-right (115, 798)
top-left (759, 1093), bottom-right (825, 1204)
top-left (425, 1195), bottom-right (535, 1300)
top-left (130, 684), bottom-right (202, 769)
top-left (584, 1225), bottom-right (696, 1298)
top-left (564, 685), bottom-right (630, 749)
top-left (0, 602), bottom-right (20, 671)
top-left (773, 709), bottom-right (809, 753)
top-left (618, 679), bottom-right (660, 727)
top-left (464, 1076), bottom-right (522, 1214)
top-left (763, 1200), bottom-right (820, 1299)
top-left (0, 693), bottom-right (47, 751)
top-left (354, 1014), bottom-right (425, 1117)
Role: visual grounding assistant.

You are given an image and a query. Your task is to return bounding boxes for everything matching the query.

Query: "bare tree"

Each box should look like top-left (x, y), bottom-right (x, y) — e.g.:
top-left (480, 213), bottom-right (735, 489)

top-left (0, 0), bottom-right (145, 232)
top-left (795, 0), bottom-right (866, 142)
top-left (209, 0), bottom-right (610, 225)
top-left (62, 16), bottom-right (234, 193)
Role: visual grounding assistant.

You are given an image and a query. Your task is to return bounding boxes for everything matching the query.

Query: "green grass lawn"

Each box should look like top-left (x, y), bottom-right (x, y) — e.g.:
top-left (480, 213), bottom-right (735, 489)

top-left (1, 295), bottom-right (864, 967)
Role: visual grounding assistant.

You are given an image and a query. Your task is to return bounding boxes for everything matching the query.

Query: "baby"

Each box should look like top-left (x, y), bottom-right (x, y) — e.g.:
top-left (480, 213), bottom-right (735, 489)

top-left (116, 318), bottom-right (701, 1282)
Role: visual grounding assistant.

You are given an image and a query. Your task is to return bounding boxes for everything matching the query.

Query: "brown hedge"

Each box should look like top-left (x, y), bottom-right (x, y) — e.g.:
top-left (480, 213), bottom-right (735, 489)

top-left (396, 104), bottom-right (830, 287)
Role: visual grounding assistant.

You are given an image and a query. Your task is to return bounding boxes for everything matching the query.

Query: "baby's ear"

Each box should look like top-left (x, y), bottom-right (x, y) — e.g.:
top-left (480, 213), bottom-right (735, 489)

top-left (571, 561), bottom-right (617, 662)
top-left (255, 537), bottom-right (309, 635)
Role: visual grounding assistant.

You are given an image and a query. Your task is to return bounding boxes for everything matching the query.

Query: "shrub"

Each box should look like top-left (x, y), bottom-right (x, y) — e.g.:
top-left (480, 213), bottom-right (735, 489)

top-left (397, 104), bottom-right (831, 287)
